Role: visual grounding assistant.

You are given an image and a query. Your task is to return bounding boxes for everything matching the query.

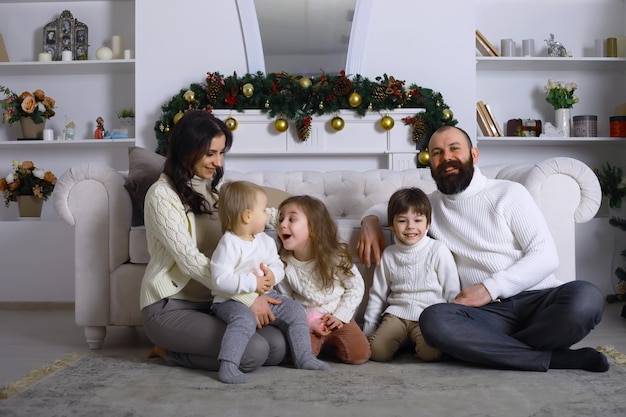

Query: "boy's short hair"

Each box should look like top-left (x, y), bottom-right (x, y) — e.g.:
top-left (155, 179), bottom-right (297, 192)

top-left (218, 180), bottom-right (265, 233)
top-left (387, 187), bottom-right (431, 226)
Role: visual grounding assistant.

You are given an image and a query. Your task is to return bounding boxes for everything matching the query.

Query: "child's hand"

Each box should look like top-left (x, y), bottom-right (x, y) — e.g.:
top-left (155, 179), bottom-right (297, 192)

top-left (307, 310), bottom-right (332, 336)
top-left (258, 263), bottom-right (275, 287)
top-left (255, 274), bottom-right (272, 294)
top-left (322, 314), bottom-right (344, 331)
top-left (254, 263), bottom-right (274, 294)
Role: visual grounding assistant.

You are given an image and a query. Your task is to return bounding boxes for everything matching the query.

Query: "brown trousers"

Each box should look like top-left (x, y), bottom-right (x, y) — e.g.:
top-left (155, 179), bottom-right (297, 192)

top-left (310, 318), bottom-right (371, 364)
top-left (369, 313), bottom-right (441, 362)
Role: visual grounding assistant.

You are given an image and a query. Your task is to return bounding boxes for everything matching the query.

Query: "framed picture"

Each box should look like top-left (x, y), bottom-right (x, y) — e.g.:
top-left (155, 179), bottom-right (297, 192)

top-left (42, 10), bottom-right (88, 61)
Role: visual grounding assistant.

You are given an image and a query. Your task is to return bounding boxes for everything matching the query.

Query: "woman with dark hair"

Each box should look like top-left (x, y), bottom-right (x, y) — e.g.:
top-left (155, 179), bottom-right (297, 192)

top-left (140, 110), bottom-right (287, 373)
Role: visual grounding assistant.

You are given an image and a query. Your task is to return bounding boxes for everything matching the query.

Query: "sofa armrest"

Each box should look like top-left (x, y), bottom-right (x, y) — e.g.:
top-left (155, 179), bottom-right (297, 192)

top-left (481, 157), bottom-right (602, 282)
top-left (53, 163), bottom-right (133, 326)
top-left (483, 157), bottom-right (601, 223)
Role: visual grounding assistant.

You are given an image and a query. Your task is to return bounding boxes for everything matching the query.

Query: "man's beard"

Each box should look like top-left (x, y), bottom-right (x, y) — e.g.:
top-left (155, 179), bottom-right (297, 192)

top-left (432, 157), bottom-right (474, 195)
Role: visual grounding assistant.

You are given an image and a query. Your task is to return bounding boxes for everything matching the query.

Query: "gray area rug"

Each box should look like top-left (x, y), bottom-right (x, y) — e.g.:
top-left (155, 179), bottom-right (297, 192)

top-left (1, 352), bottom-right (626, 417)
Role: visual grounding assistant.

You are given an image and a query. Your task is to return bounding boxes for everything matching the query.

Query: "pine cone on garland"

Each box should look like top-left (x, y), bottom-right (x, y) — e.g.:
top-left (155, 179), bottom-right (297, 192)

top-left (332, 74), bottom-right (353, 97)
top-left (411, 119), bottom-right (428, 143)
top-left (371, 85), bottom-right (388, 102)
top-left (207, 82), bottom-right (222, 103)
top-left (296, 117), bottom-right (312, 141)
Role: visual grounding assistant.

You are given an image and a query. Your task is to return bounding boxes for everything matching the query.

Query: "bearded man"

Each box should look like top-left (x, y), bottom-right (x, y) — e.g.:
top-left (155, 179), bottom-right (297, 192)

top-left (357, 126), bottom-right (608, 372)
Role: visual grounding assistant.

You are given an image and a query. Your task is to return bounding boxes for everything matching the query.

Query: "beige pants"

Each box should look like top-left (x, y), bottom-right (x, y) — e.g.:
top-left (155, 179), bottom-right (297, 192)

top-left (369, 314), bottom-right (441, 362)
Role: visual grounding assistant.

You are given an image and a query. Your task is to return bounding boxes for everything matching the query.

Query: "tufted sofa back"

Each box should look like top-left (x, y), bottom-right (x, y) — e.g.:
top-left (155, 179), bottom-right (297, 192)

top-left (224, 169), bottom-right (437, 220)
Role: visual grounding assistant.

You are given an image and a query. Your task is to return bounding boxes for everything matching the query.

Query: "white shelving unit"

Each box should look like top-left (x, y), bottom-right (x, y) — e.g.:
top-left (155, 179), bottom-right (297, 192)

top-left (0, 0), bottom-right (136, 218)
top-left (474, 0), bottom-right (626, 171)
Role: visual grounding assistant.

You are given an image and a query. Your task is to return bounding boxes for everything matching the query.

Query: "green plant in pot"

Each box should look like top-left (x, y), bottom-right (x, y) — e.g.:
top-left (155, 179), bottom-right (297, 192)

top-left (595, 162), bottom-right (626, 311)
top-left (117, 107), bottom-right (135, 136)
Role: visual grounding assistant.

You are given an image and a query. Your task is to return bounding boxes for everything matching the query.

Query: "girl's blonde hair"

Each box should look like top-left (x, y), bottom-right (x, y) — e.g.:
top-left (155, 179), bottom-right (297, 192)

top-left (278, 195), bottom-right (354, 291)
top-left (217, 180), bottom-right (264, 234)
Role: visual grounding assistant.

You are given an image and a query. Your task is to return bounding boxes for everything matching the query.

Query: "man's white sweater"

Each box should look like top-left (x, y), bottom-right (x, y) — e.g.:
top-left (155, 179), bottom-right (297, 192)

top-left (363, 167), bottom-right (561, 301)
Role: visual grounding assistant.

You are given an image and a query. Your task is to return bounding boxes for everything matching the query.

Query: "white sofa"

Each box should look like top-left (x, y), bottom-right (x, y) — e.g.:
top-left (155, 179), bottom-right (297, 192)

top-left (54, 153), bottom-right (601, 349)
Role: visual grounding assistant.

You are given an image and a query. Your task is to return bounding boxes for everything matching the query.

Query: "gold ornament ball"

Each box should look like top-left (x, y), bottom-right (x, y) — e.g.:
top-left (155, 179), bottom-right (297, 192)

top-left (442, 108), bottom-right (453, 120)
top-left (242, 83), bottom-right (254, 98)
top-left (183, 90), bottom-right (196, 103)
top-left (348, 91), bottom-right (362, 107)
top-left (225, 117), bottom-right (238, 131)
top-left (380, 115), bottom-right (395, 130)
top-left (265, 100), bottom-right (270, 109)
top-left (418, 150), bottom-right (430, 166)
top-left (318, 102), bottom-right (324, 110)
top-left (299, 77), bottom-right (312, 88)
top-left (274, 118), bottom-right (289, 133)
top-left (173, 111), bottom-right (185, 124)
top-left (331, 116), bottom-right (345, 131)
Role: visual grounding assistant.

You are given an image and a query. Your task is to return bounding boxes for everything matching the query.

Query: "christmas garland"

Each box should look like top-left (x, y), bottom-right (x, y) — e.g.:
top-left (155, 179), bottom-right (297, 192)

top-left (154, 70), bottom-right (457, 158)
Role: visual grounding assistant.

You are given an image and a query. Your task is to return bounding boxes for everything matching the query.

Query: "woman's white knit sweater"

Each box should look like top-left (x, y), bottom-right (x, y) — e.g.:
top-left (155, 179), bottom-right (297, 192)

top-left (140, 174), bottom-right (218, 309)
top-left (362, 167), bottom-right (561, 301)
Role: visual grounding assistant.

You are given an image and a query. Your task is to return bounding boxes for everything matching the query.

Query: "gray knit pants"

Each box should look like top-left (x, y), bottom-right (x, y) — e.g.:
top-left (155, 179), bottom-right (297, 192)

top-left (211, 290), bottom-right (313, 368)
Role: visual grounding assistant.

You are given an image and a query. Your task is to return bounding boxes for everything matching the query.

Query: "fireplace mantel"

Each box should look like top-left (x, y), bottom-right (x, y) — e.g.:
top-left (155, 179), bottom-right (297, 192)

top-left (213, 109), bottom-right (424, 172)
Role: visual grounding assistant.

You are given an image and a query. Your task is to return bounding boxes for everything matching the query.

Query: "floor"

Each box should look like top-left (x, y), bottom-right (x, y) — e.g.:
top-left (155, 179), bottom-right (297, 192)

top-left (1, 302), bottom-right (625, 388)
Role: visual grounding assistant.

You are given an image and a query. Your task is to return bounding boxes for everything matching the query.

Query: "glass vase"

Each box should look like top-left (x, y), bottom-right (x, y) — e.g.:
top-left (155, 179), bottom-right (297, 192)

top-left (555, 108), bottom-right (571, 137)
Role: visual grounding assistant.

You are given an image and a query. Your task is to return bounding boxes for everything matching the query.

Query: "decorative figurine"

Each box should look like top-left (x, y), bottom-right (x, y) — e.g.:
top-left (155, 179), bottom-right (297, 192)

top-left (545, 33), bottom-right (570, 57)
top-left (94, 116), bottom-right (105, 139)
top-left (64, 119), bottom-right (76, 141)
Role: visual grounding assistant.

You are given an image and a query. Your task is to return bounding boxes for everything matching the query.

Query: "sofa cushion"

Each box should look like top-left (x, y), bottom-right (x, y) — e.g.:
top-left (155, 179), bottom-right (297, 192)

top-left (124, 147), bottom-right (165, 226)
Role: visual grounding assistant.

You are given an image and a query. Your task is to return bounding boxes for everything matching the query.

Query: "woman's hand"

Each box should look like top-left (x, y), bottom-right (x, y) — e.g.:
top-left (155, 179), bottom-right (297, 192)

top-left (357, 215), bottom-right (386, 268)
top-left (250, 293), bottom-right (282, 328)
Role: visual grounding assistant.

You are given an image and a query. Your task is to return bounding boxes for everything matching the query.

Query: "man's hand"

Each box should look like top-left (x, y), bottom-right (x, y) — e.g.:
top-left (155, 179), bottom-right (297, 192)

top-left (453, 283), bottom-right (492, 307)
top-left (250, 294), bottom-right (282, 328)
top-left (357, 215), bottom-right (385, 268)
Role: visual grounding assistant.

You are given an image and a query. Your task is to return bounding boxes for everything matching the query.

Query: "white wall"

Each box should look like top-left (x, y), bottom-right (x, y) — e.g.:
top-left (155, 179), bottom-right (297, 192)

top-left (355, 0), bottom-right (475, 143)
top-left (134, 0), bottom-right (250, 152)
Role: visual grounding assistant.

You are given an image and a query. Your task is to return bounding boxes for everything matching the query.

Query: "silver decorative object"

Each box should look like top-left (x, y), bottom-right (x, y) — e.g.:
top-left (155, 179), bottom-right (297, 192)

top-left (545, 33), bottom-right (568, 57)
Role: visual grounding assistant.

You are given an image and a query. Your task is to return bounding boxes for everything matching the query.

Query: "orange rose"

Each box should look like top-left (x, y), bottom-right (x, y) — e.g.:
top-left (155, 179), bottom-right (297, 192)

top-left (8, 179), bottom-right (20, 191)
top-left (20, 95), bottom-right (37, 114)
top-left (19, 91), bottom-right (32, 100)
top-left (43, 171), bottom-right (57, 184)
top-left (33, 89), bottom-right (46, 101)
top-left (21, 161), bottom-right (34, 169)
top-left (0, 178), bottom-right (6, 191)
top-left (43, 96), bottom-right (55, 108)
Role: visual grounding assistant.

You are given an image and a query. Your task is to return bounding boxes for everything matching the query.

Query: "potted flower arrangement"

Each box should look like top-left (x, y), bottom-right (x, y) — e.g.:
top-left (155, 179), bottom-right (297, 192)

top-left (544, 79), bottom-right (578, 137)
top-left (0, 85), bottom-right (56, 139)
top-left (0, 160), bottom-right (57, 217)
top-left (595, 162), bottom-right (626, 305)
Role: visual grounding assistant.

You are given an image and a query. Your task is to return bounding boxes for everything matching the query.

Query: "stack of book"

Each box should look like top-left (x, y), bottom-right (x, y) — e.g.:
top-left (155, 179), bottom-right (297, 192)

top-left (476, 100), bottom-right (503, 137)
top-left (475, 30), bottom-right (500, 57)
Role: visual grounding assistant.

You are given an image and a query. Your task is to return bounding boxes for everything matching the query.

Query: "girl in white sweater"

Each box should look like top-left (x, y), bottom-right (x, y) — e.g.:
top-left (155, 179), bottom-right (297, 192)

top-left (277, 195), bottom-right (371, 364)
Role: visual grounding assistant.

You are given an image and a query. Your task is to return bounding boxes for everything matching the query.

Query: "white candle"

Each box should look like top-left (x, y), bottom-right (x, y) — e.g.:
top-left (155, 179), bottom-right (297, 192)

top-left (111, 35), bottom-right (123, 59)
top-left (62, 50), bottom-right (73, 61)
top-left (38, 52), bottom-right (52, 62)
top-left (123, 49), bottom-right (133, 59)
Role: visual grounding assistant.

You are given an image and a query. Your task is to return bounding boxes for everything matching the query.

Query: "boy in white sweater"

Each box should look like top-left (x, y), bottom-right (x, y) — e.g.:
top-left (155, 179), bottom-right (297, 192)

top-left (364, 187), bottom-right (460, 362)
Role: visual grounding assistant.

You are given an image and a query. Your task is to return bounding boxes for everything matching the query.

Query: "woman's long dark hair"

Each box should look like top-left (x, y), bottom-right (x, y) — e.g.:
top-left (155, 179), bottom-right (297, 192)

top-left (163, 110), bottom-right (233, 215)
